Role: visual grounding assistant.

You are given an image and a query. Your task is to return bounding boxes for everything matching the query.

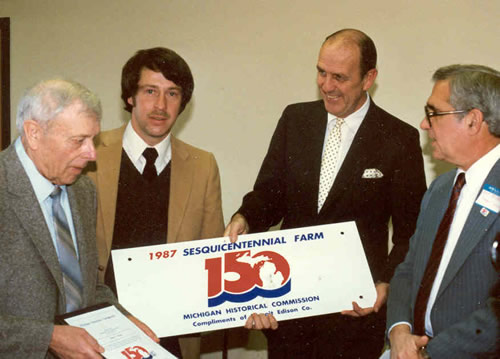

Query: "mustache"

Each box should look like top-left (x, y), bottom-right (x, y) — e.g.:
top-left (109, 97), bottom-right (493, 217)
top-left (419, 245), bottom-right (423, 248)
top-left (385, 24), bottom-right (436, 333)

top-left (149, 110), bottom-right (170, 118)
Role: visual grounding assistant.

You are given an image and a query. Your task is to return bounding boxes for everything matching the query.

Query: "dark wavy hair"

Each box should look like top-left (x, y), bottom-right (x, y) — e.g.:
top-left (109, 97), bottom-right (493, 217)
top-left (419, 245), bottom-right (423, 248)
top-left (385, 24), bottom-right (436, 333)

top-left (121, 47), bottom-right (194, 114)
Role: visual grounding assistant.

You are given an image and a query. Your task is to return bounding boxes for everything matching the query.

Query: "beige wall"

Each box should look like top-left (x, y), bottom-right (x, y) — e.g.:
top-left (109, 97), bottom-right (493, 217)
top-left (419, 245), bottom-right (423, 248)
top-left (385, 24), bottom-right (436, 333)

top-left (2, 0), bottom-right (499, 357)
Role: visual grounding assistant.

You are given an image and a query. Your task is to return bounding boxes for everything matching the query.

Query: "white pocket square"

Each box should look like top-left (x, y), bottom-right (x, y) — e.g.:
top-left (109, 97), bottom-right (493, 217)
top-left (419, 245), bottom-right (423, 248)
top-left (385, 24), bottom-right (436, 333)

top-left (362, 168), bottom-right (384, 179)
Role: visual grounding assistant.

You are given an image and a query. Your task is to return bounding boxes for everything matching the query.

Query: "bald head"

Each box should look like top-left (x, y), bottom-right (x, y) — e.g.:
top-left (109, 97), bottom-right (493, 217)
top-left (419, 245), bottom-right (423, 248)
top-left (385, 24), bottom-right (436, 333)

top-left (323, 29), bottom-right (377, 77)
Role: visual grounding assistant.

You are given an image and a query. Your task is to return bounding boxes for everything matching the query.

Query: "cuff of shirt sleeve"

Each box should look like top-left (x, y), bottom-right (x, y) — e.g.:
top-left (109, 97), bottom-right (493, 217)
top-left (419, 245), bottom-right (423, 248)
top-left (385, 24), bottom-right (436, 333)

top-left (387, 321), bottom-right (412, 340)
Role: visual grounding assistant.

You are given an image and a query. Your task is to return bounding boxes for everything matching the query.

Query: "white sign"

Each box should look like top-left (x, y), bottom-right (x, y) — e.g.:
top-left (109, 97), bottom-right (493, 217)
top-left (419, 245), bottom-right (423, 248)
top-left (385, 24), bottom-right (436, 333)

top-left (112, 221), bottom-right (376, 337)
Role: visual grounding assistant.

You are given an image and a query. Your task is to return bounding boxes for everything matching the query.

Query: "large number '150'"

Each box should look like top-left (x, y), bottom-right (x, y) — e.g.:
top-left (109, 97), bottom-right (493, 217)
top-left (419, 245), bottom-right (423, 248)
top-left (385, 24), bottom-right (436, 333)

top-left (205, 250), bottom-right (290, 297)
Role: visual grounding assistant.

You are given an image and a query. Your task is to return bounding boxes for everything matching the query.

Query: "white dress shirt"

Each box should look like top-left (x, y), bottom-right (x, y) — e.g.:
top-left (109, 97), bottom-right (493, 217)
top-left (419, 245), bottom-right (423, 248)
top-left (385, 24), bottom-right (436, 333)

top-left (122, 121), bottom-right (171, 175)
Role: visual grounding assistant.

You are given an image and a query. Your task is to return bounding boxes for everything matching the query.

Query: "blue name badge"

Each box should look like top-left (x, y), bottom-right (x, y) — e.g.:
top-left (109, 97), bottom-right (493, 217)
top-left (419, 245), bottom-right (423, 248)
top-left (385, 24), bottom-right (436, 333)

top-left (475, 184), bottom-right (500, 215)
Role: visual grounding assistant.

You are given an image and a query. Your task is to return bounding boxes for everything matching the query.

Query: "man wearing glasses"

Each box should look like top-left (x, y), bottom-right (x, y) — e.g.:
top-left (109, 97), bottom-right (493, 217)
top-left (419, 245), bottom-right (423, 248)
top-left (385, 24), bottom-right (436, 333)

top-left (386, 64), bottom-right (500, 358)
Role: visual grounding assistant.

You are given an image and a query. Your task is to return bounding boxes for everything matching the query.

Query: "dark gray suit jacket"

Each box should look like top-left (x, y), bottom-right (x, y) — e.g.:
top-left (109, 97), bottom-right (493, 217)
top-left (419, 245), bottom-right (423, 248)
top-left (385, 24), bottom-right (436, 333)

top-left (0, 143), bottom-right (120, 358)
top-left (387, 160), bottom-right (500, 358)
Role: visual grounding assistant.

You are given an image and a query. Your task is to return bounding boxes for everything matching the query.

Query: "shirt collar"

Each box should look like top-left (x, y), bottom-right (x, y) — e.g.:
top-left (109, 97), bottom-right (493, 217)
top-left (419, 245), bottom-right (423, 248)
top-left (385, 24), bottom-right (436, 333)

top-left (122, 121), bottom-right (172, 168)
top-left (327, 93), bottom-right (371, 126)
top-left (15, 138), bottom-right (64, 203)
top-left (460, 143), bottom-right (500, 189)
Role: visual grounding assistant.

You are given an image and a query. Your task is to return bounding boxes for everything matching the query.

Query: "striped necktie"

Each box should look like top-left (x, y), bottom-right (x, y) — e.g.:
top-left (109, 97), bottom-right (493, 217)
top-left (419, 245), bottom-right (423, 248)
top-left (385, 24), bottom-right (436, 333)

top-left (50, 186), bottom-right (83, 312)
top-left (413, 172), bottom-right (466, 335)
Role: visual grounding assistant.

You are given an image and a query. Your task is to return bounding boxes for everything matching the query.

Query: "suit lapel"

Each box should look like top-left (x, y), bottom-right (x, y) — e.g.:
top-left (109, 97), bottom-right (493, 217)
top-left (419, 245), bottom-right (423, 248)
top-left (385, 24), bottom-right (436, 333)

top-left (413, 171), bottom-right (456, 290)
top-left (301, 102), bottom-right (329, 216)
top-left (438, 160), bottom-right (500, 295)
top-left (95, 127), bottom-right (124, 255)
top-left (4, 145), bottom-right (65, 300)
top-left (168, 136), bottom-right (194, 243)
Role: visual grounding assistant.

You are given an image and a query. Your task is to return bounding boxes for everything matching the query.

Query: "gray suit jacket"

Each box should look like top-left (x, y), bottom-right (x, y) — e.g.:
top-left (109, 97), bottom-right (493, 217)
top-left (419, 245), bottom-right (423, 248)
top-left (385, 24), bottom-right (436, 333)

top-left (0, 143), bottom-right (120, 358)
top-left (387, 160), bottom-right (500, 358)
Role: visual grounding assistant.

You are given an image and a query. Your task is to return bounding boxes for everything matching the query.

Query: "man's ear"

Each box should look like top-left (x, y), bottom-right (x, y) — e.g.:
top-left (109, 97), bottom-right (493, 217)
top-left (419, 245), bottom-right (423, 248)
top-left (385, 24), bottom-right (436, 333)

top-left (22, 120), bottom-right (43, 150)
top-left (362, 68), bottom-right (378, 92)
top-left (127, 96), bottom-right (135, 107)
top-left (465, 108), bottom-right (484, 135)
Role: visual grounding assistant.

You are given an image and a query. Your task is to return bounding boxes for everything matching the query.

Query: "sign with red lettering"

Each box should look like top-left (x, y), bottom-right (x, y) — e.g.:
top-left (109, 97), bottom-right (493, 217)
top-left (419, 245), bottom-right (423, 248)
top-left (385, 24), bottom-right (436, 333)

top-left (112, 222), bottom-right (376, 337)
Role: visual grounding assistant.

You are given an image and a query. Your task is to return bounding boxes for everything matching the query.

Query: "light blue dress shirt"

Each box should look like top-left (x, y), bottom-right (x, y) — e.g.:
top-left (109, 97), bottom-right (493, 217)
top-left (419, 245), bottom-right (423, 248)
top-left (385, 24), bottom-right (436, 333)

top-left (15, 138), bottom-right (79, 259)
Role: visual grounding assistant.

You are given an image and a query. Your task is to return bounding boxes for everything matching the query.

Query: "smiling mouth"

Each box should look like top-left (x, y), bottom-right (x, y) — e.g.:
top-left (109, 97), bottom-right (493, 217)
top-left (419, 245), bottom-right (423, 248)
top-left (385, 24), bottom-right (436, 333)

top-left (326, 94), bottom-right (341, 100)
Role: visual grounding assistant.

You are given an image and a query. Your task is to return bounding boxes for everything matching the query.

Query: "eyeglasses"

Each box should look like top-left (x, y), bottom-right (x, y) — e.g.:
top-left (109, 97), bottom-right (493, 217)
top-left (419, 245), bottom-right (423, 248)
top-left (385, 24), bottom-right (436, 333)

top-left (424, 105), bottom-right (469, 127)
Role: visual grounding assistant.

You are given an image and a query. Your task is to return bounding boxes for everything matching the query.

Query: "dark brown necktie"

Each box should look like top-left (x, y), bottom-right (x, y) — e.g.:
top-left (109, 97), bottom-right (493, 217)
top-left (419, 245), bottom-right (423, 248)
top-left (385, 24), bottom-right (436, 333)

top-left (142, 147), bottom-right (158, 182)
top-left (413, 172), bottom-right (466, 336)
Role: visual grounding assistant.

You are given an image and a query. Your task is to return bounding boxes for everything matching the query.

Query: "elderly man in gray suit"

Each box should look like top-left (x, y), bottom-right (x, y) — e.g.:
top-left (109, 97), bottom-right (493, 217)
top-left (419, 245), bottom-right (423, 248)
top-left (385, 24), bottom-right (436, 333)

top-left (386, 64), bottom-right (500, 358)
top-left (0, 79), bottom-right (156, 358)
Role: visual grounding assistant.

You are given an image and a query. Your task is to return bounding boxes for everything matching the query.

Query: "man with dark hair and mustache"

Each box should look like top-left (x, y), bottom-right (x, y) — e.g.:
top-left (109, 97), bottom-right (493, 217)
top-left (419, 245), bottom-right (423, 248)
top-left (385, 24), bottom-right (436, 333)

top-left (85, 47), bottom-right (224, 358)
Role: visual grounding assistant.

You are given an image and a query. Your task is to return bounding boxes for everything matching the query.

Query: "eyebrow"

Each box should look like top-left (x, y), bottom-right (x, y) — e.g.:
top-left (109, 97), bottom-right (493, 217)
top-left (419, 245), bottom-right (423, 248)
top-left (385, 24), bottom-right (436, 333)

top-left (138, 84), bottom-right (182, 91)
top-left (316, 65), bottom-right (347, 78)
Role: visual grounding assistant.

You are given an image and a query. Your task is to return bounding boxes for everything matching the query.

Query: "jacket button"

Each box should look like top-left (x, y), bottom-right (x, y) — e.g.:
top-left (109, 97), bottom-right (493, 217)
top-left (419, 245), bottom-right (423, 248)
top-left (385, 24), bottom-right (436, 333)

top-left (98, 265), bottom-right (105, 271)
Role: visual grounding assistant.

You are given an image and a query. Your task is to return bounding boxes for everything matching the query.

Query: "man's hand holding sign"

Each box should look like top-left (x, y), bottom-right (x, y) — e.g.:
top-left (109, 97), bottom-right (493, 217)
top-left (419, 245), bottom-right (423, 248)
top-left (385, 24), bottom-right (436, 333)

top-left (225, 216), bottom-right (388, 330)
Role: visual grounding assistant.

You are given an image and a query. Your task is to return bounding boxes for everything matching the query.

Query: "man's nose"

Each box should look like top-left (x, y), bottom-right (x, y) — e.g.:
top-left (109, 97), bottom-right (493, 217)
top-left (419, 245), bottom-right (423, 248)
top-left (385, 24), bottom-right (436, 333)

top-left (321, 76), bottom-right (337, 92)
top-left (84, 140), bottom-right (97, 161)
top-left (155, 93), bottom-right (167, 110)
top-left (420, 116), bottom-right (431, 131)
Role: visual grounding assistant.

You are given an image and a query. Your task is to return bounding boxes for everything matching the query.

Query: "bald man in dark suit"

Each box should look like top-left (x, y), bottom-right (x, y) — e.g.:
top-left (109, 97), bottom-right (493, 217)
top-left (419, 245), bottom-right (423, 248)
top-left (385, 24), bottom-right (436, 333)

top-left (225, 29), bottom-right (426, 358)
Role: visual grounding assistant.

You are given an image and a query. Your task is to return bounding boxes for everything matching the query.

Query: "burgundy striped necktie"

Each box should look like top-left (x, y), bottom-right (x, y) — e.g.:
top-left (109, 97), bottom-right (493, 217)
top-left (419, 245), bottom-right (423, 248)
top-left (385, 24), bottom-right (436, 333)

top-left (413, 172), bottom-right (466, 336)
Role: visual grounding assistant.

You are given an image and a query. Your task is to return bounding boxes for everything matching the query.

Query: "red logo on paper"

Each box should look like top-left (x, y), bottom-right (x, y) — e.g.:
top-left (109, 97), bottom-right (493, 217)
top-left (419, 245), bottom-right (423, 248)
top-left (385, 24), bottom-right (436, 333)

top-left (121, 346), bottom-right (153, 359)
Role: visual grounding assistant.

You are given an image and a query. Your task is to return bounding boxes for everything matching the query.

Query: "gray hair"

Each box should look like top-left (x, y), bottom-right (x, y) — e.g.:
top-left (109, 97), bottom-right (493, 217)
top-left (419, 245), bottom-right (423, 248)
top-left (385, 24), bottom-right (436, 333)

top-left (16, 78), bottom-right (102, 136)
top-left (433, 64), bottom-right (500, 137)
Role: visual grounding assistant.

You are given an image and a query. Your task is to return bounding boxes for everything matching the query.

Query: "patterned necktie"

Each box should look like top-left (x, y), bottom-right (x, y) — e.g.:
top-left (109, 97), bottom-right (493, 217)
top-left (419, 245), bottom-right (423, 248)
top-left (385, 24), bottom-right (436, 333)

top-left (318, 118), bottom-right (345, 211)
top-left (413, 172), bottom-right (466, 336)
top-left (50, 186), bottom-right (83, 313)
top-left (143, 147), bottom-right (159, 182)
